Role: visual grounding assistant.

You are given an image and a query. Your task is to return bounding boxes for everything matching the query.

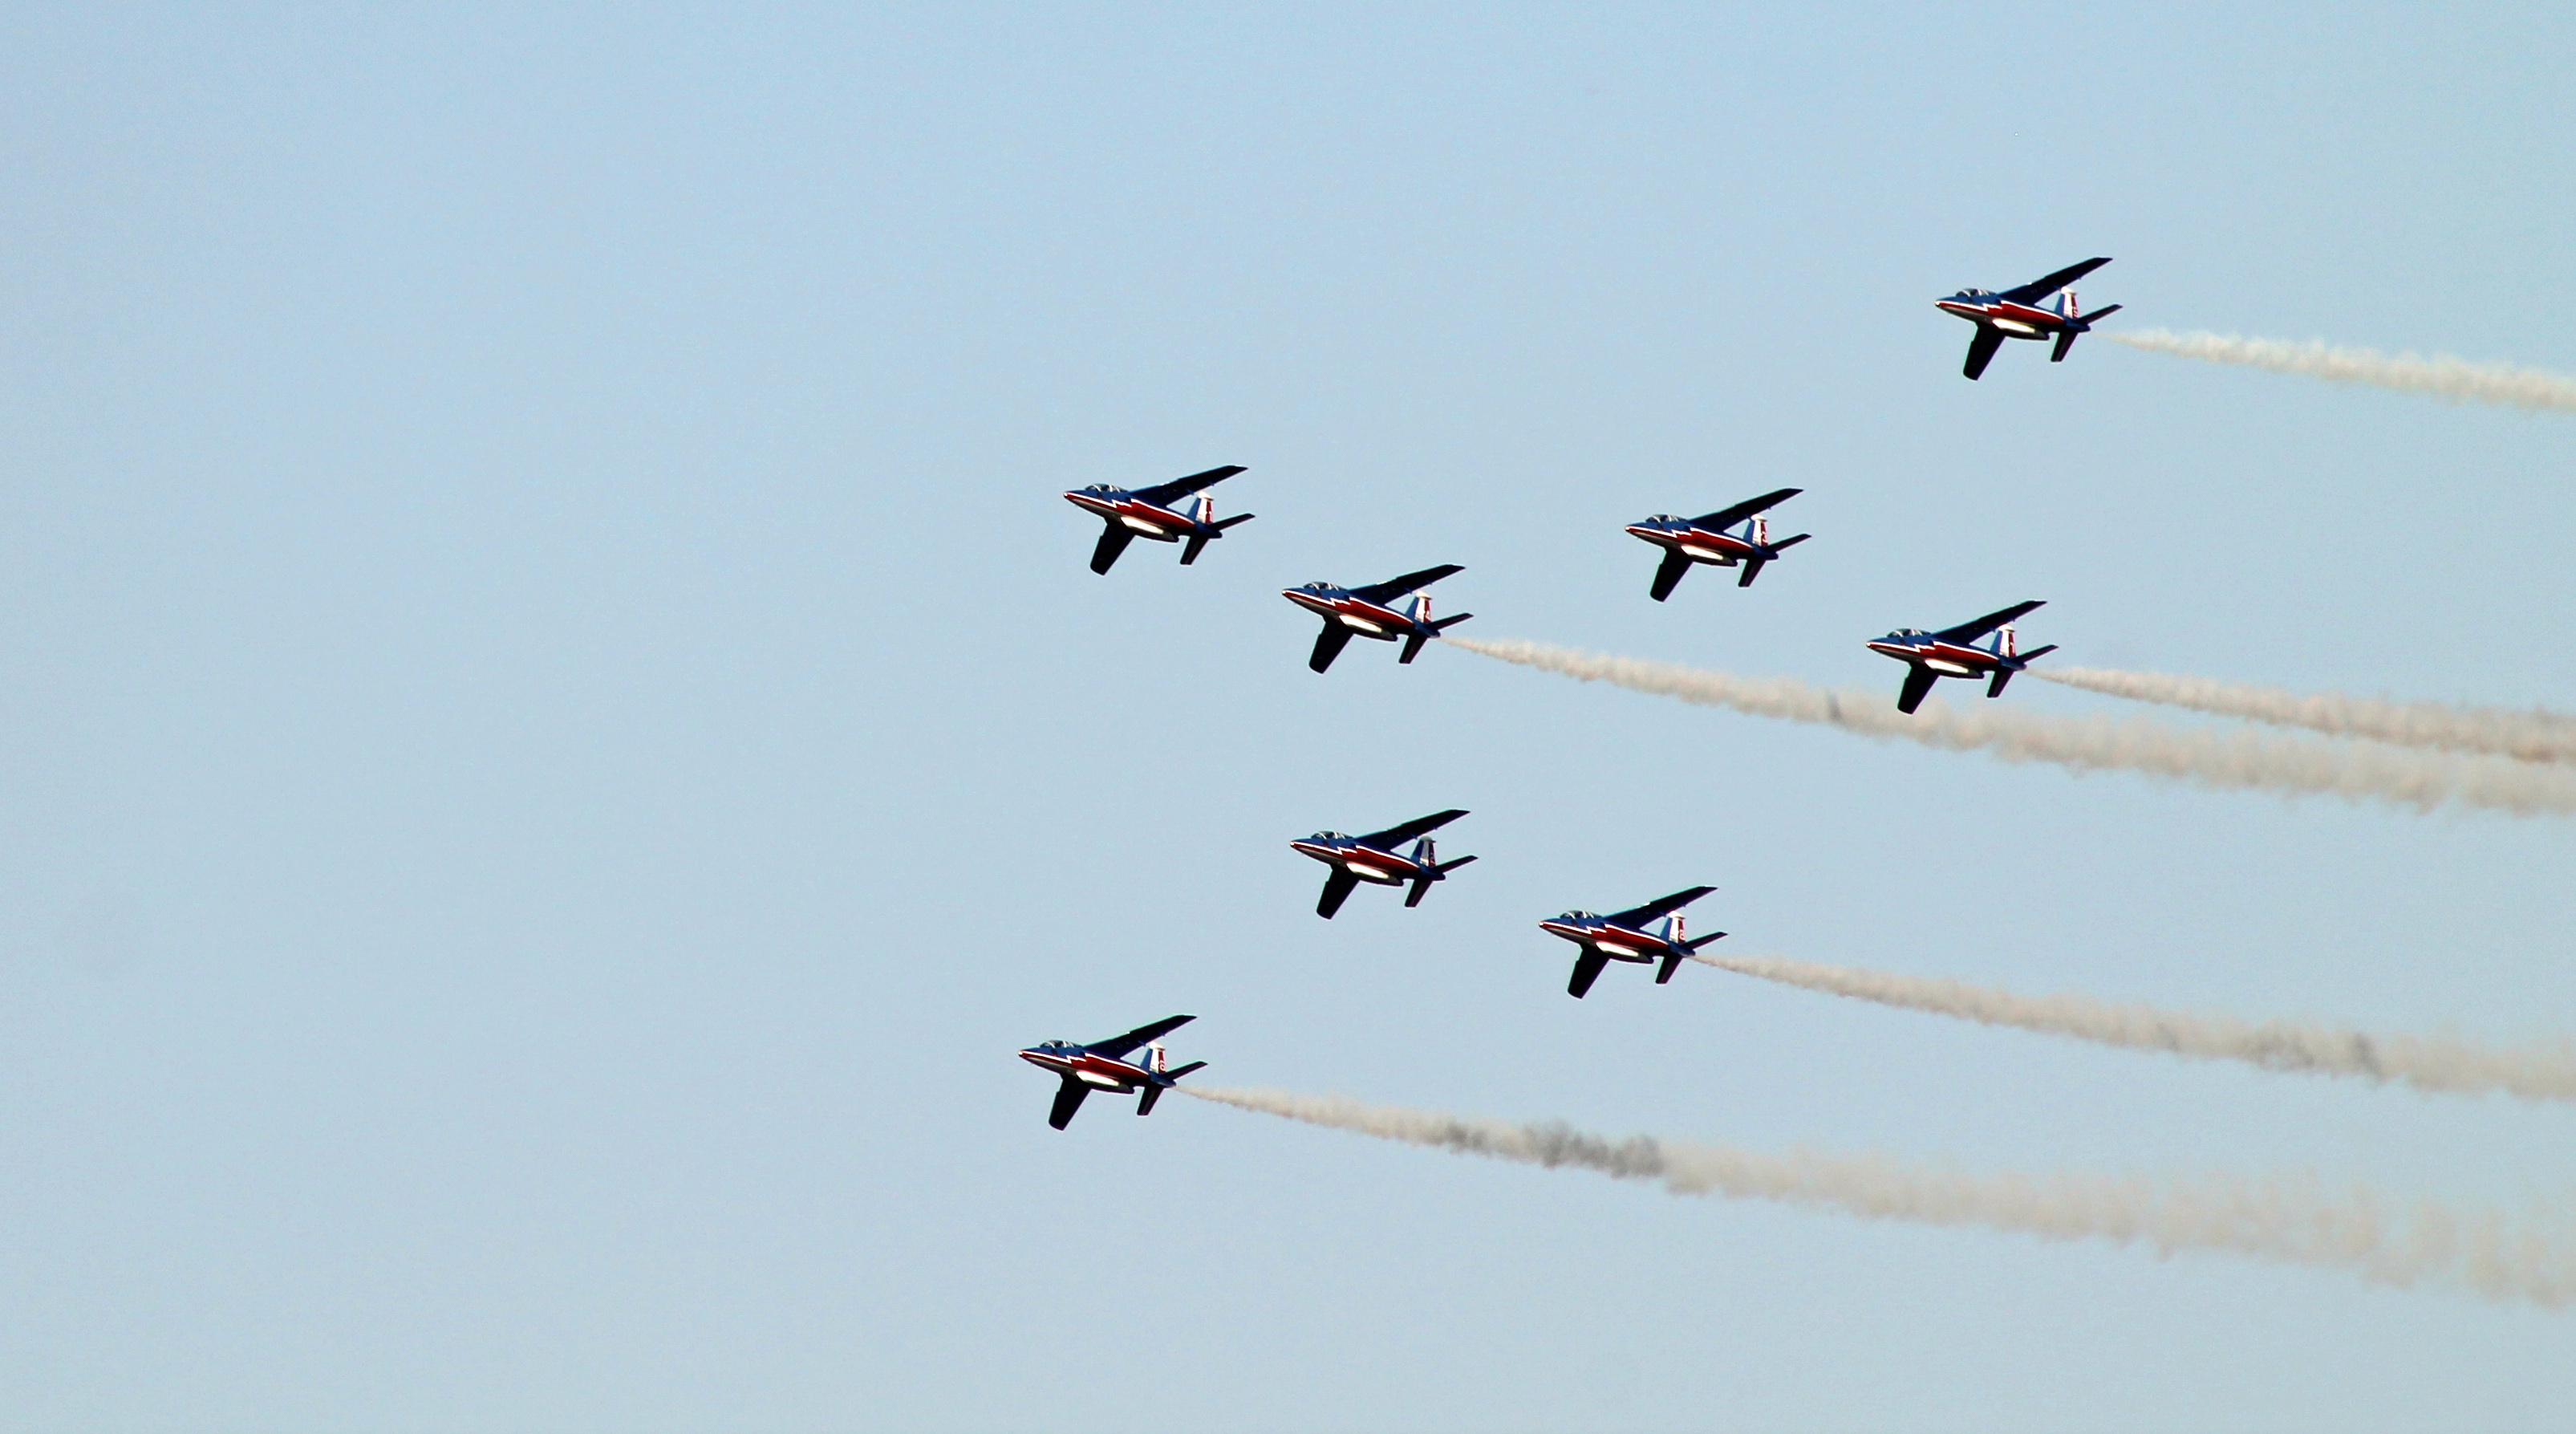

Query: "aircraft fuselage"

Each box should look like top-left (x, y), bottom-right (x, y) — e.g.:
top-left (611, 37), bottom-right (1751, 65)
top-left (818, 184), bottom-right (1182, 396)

top-left (1625, 518), bottom-right (1763, 566)
top-left (1280, 587), bottom-right (1426, 642)
top-left (1017, 1044), bottom-right (1152, 1093)
top-left (1290, 835), bottom-right (1430, 884)
top-left (1538, 916), bottom-right (1680, 964)
top-left (1062, 488), bottom-right (1209, 542)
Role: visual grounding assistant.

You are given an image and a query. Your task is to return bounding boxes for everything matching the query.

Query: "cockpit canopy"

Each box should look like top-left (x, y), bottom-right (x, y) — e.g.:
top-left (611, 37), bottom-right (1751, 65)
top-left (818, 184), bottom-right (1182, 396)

top-left (1309, 831), bottom-right (1349, 841)
top-left (1558, 909), bottom-right (1600, 921)
top-left (1645, 514), bottom-right (1680, 525)
top-left (1892, 628), bottom-right (1927, 638)
top-left (1081, 483), bottom-right (1117, 493)
top-left (1301, 580), bottom-right (1334, 591)
top-left (1958, 287), bottom-right (1991, 298)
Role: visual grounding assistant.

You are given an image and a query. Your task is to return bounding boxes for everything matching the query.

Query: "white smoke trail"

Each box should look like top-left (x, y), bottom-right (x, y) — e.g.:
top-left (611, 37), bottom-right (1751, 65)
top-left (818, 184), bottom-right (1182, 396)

top-left (1188, 1085), bottom-right (2576, 1306)
top-left (2107, 329), bottom-right (2576, 413)
top-left (1443, 636), bottom-right (2576, 818)
top-left (2035, 665), bottom-right (2576, 765)
top-left (1694, 951), bottom-right (2576, 1103)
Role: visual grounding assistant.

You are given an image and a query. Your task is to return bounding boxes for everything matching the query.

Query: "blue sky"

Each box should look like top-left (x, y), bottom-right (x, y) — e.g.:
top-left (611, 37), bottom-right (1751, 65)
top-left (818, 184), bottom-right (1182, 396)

top-left (3, 5), bottom-right (2574, 1430)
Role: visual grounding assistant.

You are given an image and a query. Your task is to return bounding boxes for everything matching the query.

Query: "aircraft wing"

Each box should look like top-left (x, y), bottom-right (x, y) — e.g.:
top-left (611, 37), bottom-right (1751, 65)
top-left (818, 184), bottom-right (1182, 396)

top-left (1606, 885), bottom-right (1716, 928)
top-left (1048, 1079), bottom-right (1089, 1130)
top-left (1688, 487), bottom-right (1803, 530)
top-left (1085, 1014), bottom-right (1196, 1059)
top-left (1934, 600), bottom-right (2045, 643)
top-left (1133, 465), bottom-right (1247, 506)
top-left (1352, 564), bottom-right (1464, 603)
top-left (1357, 808), bottom-right (1468, 850)
top-left (2000, 257), bottom-right (2111, 304)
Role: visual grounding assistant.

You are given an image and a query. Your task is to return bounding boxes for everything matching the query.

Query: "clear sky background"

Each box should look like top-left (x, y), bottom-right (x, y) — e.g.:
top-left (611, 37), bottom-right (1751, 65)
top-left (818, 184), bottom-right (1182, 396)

top-left (4, 5), bottom-right (2574, 1430)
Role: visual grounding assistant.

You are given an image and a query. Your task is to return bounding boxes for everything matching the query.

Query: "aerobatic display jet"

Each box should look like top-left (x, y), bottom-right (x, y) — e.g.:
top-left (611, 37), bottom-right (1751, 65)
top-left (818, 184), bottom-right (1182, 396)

top-left (1281, 564), bottom-right (1472, 672)
top-left (1016, 1014), bottom-right (1208, 1130)
top-left (1625, 488), bottom-right (1810, 600)
top-left (1290, 808), bottom-right (1477, 918)
top-left (1868, 600), bottom-right (2058, 713)
top-left (1062, 465), bottom-right (1255, 574)
top-left (1937, 258), bottom-right (2124, 380)
top-left (1539, 886), bottom-right (1724, 998)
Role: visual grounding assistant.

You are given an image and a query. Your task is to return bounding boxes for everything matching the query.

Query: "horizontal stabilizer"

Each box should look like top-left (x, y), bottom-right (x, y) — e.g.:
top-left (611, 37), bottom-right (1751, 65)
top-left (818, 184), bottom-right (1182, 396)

top-left (1163, 1060), bottom-right (1207, 1080)
top-left (1988, 667), bottom-right (2014, 699)
top-left (1737, 556), bottom-right (1766, 588)
top-left (1213, 513), bottom-right (1256, 530)
top-left (1136, 1084), bottom-right (1163, 1116)
top-left (1404, 873), bottom-right (1434, 907)
top-left (1656, 950), bottom-right (1686, 985)
top-left (1181, 534), bottom-right (1210, 565)
top-left (1400, 632), bottom-right (1429, 665)
top-left (1769, 533), bottom-right (1811, 551)
top-left (2016, 643), bottom-right (2058, 663)
top-left (2080, 303), bottom-right (2122, 324)
top-left (1426, 612), bottom-right (1474, 632)
top-left (1681, 930), bottom-right (1728, 953)
top-left (2051, 328), bottom-right (2079, 363)
top-left (1434, 854), bottom-right (1479, 875)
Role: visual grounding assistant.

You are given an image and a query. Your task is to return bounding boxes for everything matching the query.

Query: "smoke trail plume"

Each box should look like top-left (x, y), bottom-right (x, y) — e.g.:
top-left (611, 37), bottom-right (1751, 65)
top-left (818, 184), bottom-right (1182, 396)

top-left (1443, 636), bottom-right (2576, 818)
top-left (2035, 665), bottom-right (2576, 765)
top-left (1188, 1085), bottom-right (2576, 1306)
top-left (1694, 951), bottom-right (2576, 1103)
top-left (2107, 329), bottom-right (2576, 413)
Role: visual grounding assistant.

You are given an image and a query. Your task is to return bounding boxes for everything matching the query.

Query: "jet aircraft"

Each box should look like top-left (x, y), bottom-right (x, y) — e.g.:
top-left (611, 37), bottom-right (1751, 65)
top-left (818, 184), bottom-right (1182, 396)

top-left (1063, 465), bottom-right (1255, 574)
top-left (1016, 1014), bottom-right (1208, 1130)
top-left (1936, 258), bottom-right (2124, 380)
top-left (1538, 886), bottom-right (1724, 998)
top-left (1868, 600), bottom-right (2058, 713)
top-left (1290, 808), bottom-right (1477, 918)
top-left (1281, 564), bottom-right (1472, 672)
top-left (1625, 488), bottom-right (1809, 599)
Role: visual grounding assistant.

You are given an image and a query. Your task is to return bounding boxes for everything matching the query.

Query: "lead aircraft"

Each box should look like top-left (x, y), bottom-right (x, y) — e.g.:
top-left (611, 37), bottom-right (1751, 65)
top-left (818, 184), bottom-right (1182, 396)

top-left (1936, 258), bottom-right (2123, 380)
top-left (1538, 887), bottom-right (1725, 998)
top-left (1062, 465), bottom-right (1255, 574)
top-left (1290, 808), bottom-right (1477, 918)
top-left (1868, 600), bottom-right (2058, 713)
top-left (1016, 1014), bottom-right (1208, 1130)
top-left (1625, 487), bottom-right (1809, 599)
top-left (1281, 564), bottom-right (1473, 672)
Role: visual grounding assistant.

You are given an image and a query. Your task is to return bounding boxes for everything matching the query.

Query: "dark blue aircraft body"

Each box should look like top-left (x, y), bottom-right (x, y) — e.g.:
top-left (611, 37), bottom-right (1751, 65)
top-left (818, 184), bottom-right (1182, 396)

top-left (1539, 886), bottom-right (1724, 998)
top-left (1868, 600), bottom-right (2058, 713)
top-left (1936, 258), bottom-right (2123, 380)
top-left (1282, 564), bottom-right (1473, 672)
top-left (1625, 487), bottom-right (1809, 599)
top-left (1290, 808), bottom-right (1476, 918)
top-left (1063, 465), bottom-right (1254, 574)
top-left (1016, 1014), bottom-right (1207, 1130)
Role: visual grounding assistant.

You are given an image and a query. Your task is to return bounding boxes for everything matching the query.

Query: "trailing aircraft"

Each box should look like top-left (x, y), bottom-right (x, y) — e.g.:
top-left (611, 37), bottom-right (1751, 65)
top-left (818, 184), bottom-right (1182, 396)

top-left (1625, 487), bottom-right (1809, 599)
top-left (1867, 600), bottom-right (2058, 713)
top-left (1937, 258), bottom-right (2124, 380)
top-left (1062, 465), bottom-right (1254, 574)
top-left (1281, 564), bottom-right (1472, 672)
top-left (1538, 887), bottom-right (1724, 998)
top-left (1290, 808), bottom-right (1477, 918)
top-left (1016, 1014), bottom-right (1207, 1130)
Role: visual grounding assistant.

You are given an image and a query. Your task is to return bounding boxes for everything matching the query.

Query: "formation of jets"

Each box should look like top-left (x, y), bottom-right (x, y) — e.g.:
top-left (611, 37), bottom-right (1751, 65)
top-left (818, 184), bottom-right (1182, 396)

top-left (1027, 259), bottom-right (2109, 1127)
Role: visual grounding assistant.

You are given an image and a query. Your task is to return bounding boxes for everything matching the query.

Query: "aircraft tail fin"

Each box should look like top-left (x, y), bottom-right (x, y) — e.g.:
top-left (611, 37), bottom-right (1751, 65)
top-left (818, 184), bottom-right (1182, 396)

top-left (1404, 839), bottom-right (1438, 904)
top-left (1998, 624), bottom-right (2017, 659)
top-left (1193, 494), bottom-right (1215, 526)
top-left (1147, 1042), bottom-right (1168, 1074)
